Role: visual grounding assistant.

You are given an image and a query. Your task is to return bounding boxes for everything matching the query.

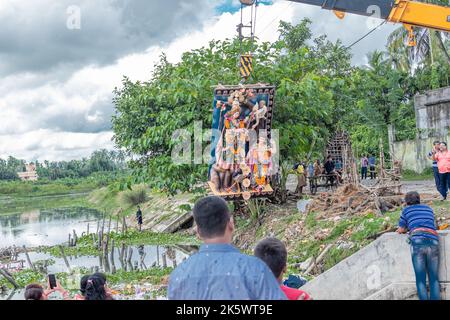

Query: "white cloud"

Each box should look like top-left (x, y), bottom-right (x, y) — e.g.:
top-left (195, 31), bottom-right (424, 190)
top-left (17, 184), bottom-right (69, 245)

top-left (0, 130), bottom-right (114, 161)
top-left (0, 1), bottom-right (396, 162)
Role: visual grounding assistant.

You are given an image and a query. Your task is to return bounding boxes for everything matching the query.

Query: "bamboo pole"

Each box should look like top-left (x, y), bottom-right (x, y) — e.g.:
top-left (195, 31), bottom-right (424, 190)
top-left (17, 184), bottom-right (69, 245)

top-left (0, 269), bottom-right (19, 289)
top-left (58, 245), bottom-right (71, 272)
top-left (127, 247), bottom-right (134, 271)
top-left (122, 216), bottom-right (127, 234)
top-left (127, 247), bottom-right (133, 263)
top-left (73, 230), bottom-right (78, 246)
top-left (22, 246), bottom-right (35, 271)
top-left (110, 239), bottom-right (115, 261)
top-left (156, 245), bottom-right (160, 267)
top-left (305, 243), bottom-right (333, 275)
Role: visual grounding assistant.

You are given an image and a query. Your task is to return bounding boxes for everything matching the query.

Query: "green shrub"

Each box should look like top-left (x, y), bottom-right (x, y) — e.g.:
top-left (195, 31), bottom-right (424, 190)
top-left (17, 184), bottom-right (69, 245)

top-left (120, 185), bottom-right (149, 206)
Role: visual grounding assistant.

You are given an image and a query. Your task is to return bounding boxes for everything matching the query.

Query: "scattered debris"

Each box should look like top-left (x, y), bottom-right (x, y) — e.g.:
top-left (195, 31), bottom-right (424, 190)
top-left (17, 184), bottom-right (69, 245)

top-left (294, 257), bottom-right (313, 271)
top-left (309, 184), bottom-right (403, 218)
top-left (336, 240), bottom-right (355, 250)
top-left (297, 199), bottom-right (313, 214)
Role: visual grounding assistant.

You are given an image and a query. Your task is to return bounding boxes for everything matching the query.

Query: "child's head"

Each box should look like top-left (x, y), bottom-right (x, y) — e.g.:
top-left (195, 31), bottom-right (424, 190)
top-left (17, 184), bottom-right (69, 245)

top-left (24, 284), bottom-right (45, 300)
top-left (254, 237), bottom-right (287, 281)
top-left (404, 191), bottom-right (420, 206)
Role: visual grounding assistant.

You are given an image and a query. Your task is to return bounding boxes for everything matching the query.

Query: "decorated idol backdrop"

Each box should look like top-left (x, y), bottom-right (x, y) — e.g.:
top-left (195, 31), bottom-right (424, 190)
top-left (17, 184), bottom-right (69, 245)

top-left (208, 85), bottom-right (276, 200)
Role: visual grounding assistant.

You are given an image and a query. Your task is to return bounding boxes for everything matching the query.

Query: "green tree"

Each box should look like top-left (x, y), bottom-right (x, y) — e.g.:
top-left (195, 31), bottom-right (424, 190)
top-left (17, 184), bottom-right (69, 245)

top-left (112, 20), bottom-right (354, 193)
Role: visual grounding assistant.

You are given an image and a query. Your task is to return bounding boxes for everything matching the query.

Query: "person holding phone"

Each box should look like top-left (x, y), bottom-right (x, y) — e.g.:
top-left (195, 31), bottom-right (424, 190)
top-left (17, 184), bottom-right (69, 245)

top-left (24, 276), bottom-right (70, 300)
top-left (432, 142), bottom-right (450, 200)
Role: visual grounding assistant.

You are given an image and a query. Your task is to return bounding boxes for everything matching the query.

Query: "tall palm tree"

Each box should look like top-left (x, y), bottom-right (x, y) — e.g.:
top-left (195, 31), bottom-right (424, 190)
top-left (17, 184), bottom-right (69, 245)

top-left (386, 0), bottom-right (450, 72)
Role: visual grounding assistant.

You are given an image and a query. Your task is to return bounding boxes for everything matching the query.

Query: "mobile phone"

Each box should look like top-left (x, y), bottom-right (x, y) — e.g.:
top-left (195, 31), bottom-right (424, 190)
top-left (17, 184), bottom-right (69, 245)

top-left (48, 274), bottom-right (57, 289)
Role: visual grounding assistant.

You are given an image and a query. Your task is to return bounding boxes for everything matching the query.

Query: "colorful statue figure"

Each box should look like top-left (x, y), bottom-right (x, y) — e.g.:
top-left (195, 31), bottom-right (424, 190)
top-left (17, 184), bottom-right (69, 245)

top-left (210, 136), bottom-right (233, 193)
top-left (252, 100), bottom-right (268, 130)
top-left (210, 85), bottom-right (276, 199)
top-left (224, 100), bottom-right (241, 129)
top-left (240, 88), bottom-right (256, 121)
top-left (246, 136), bottom-right (276, 191)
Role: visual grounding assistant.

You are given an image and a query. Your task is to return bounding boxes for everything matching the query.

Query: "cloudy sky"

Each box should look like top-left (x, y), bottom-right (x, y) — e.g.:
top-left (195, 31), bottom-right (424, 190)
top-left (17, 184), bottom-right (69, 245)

top-left (0, 0), bottom-right (398, 162)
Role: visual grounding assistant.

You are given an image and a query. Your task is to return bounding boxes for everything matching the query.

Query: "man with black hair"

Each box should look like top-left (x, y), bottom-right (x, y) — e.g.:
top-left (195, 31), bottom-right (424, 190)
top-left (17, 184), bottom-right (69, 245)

top-left (168, 196), bottom-right (286, 300)
top-left (324, 156), bottom-right (335, 186)
top-left (136, 206), bottom-right (143, 232)
top-left (254, 238), bottom-right (311, 300)
top-left (397, 191), bottom-right (440, 300)
top-left (368, 155), bottom-right (376, 179)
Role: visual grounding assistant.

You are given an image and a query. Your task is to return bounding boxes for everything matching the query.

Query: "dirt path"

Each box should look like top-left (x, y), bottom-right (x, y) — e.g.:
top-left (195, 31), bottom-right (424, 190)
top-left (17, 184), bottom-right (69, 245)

top-left (287, 174), bottom-right (439, 197)
top-left (401, 179), bottom-right (438, 195)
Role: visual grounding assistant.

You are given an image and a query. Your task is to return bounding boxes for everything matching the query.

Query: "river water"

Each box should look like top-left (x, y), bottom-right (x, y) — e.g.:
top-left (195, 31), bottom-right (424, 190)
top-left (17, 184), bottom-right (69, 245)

top-left (0, 207), bottom-right (102, 248)
top-left (0, 202), bottom-right (198, 300)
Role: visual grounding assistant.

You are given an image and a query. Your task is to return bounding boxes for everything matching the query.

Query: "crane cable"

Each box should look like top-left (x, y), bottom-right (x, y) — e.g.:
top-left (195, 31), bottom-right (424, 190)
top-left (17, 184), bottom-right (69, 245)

top-left (238, 0), bottom-right (261, 81)
top-left (259, 1), bottom-right (294, 37)
top-left (346, 20), bottom-right (387, 49)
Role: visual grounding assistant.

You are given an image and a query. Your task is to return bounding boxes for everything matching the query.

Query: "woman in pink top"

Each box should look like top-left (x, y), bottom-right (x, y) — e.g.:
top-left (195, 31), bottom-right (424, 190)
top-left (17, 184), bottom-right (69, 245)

top-left (432, 142), bottom-right (450, 200)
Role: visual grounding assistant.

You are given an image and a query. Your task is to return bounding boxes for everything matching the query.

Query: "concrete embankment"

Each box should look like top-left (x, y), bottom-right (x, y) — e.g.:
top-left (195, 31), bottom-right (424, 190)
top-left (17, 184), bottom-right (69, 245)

top-left (302, 231), bottom-right (449, 300)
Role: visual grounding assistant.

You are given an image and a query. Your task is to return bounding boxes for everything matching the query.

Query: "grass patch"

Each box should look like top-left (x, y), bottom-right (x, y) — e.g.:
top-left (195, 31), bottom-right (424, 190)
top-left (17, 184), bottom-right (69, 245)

top-left (107, 267), bottom-right (172, 286)
top-left (0, 267), bottom-right (172, 291)
top-left (0, 193), bottom-right (91, 215)
top-left (41, 230), bottom-right (200, 257)
top-left (0, 177), bottom-right (102, 198)
top-left (305, 211), bottom-right (318, 229)
top-left (402, 168), bottom-right (434, 181)
top-left (323, 246), bottom-right (359, 271)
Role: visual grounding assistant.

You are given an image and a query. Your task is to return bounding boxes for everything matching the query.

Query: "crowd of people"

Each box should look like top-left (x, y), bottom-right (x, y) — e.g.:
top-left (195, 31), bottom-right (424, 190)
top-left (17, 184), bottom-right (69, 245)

top-left (166, 194), bottom-right (440, 300)
top-left (168, 196), bottom-right (311, 300)
top-left (293, 153), bottom-right (380, 192)
top-left (23, 191), bottom-right (442, 301)
top-left (360, 154), bottom-right (377, 180)
top-left (293, 157), bottom-right (343, 195)
top-left (24, 272), bottom-right (114, 301)
top-left (23, 144), bottom-right (446, 301)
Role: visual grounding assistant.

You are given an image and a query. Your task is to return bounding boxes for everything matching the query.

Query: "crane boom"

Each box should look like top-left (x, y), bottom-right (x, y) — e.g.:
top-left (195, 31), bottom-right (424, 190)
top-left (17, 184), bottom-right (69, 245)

top-left (287, 0), bottom-right (450, 45)
top-left (288, 0), bottom-right (395, 19)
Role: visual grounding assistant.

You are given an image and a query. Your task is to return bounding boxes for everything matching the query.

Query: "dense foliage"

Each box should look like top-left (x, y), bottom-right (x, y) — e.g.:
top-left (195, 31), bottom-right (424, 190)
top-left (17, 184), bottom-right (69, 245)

top-left (0, 149), bottom-right (127, 181)
top-left (112, 20), bottom-right (449, 194)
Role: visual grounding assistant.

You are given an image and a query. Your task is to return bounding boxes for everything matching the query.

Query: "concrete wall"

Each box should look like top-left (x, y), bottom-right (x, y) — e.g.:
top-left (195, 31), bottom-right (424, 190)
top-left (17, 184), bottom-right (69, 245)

top-left (391, 135), bottom-right (450, 173)
top-left (390, 87), bottom-right (450, 173)
top-left (415, 86), bottom-right (450, 138)
top-left (301, 231), bottom-right (450, 300)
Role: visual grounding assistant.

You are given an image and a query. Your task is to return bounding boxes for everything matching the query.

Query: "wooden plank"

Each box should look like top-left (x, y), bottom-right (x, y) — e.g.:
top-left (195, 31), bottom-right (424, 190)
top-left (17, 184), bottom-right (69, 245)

top-left (207, 181), bottom-right (274, 197)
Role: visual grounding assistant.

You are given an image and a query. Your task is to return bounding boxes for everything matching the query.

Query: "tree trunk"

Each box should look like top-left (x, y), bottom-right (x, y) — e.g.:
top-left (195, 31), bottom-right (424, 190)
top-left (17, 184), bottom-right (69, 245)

top-left (435, 31), bottom-right (450, 65)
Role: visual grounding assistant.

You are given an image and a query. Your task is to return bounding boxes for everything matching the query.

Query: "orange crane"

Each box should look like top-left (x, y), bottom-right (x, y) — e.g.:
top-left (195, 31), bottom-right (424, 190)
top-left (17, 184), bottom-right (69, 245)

top-left (287, 0), bottom-right (450, 46)
top-left (241, 0), bottom-right (450, 46)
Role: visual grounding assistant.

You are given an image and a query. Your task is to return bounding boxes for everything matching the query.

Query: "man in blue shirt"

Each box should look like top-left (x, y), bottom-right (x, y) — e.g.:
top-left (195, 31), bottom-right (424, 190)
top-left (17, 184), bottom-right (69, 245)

top-left (397, 191), bottom-right (440, 300)
top-left (168, 196), bottom-right (286, 300)
top-left (368, 155), bottom-right (376, 179)
top-left (428, 141), bottom-right (441, 193)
